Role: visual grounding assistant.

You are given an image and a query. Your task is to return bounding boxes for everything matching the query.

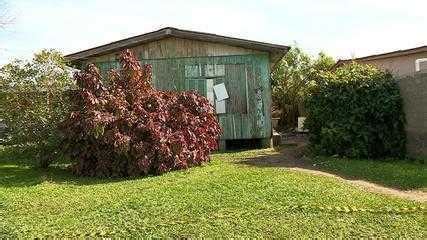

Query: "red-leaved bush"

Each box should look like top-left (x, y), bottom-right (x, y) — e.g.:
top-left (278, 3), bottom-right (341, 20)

top-left (60, 50), bottom-right (221, 177)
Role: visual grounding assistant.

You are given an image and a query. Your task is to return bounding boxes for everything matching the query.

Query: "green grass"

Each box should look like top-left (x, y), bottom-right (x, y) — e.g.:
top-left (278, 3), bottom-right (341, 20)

top-left (311, 156), bottom-right (427, 191)
top-left (0, 146), bottom-right (426, 238)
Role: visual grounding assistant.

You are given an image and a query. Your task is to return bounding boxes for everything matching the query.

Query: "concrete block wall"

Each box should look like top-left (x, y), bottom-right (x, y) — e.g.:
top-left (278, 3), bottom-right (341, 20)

top-left (398, 72), bottom-right (427, 157)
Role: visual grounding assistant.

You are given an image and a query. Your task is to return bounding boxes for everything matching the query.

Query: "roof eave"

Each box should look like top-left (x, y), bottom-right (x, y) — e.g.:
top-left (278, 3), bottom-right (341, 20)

top-left (336, 45), bottom-right (427, 65)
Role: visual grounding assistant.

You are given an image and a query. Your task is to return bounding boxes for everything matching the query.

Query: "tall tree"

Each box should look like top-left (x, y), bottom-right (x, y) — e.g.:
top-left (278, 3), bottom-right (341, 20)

top-left (271, 46), bottom-right (335, 130)
top-left (0, 49), bottom-right (74, 167)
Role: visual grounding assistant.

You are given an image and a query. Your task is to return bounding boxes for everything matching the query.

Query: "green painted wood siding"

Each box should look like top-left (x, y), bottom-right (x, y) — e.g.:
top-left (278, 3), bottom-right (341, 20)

top-left (95, 54), bottom-right (271, 140)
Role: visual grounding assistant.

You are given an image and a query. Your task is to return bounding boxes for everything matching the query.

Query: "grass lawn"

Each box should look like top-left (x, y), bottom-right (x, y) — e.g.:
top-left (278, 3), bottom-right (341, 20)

top-left (311, 156), bottom-right (427, 191)
top-left (0, 146), bottom-right (426, 238)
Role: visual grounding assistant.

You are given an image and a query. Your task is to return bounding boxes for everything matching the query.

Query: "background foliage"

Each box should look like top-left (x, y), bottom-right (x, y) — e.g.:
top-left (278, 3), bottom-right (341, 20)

top-left (271, 46), bottom-right (335, 130)
top-left (60, 50), bottom-right (220, 177)
top-left (304, 63), bottom-right (406, 158)
top-left (0, 49), bottom-right (74, 167)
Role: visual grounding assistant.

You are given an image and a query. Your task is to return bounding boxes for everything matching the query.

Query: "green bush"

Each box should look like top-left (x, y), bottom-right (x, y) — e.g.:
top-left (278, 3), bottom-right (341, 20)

top-left (304, 63), bottom-right (406, 159)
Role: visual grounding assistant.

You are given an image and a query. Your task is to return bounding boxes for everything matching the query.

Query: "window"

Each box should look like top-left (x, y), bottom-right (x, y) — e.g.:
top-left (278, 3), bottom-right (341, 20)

top-left (415, 58), bottom-right (427, 72)
top-left (185, 64), bottom-right (225, 111)
top-left (184, 63), bottom-right (248, 114)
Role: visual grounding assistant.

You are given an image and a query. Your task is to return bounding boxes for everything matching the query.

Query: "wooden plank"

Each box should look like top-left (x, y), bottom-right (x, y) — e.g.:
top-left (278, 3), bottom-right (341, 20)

top-left (80, 37), bottom-right (267, 65)
top-left (241, 114), bottom-right (252, 139)
top-left (224, 64), bottom-right (247, 114)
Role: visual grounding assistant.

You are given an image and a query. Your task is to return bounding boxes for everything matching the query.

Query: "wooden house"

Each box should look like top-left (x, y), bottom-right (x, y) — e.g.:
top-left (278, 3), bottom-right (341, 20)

top-left (66, 27), bottom-right (290, 149)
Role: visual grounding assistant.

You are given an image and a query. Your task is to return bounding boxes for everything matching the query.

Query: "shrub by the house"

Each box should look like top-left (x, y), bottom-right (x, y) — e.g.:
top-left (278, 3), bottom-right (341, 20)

top-left (60, 50), bottom-right (221, 177)
top-left (304, 63), bottom-right (406, 158)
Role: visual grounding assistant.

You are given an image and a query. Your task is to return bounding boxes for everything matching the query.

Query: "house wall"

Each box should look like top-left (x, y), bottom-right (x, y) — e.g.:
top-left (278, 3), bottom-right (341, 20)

top-left (398, 72), bottom-right (427, 158)
top-left (358, 52), bottom-right (427, 77)
top-left (77, 37), bottom-right (273, 146)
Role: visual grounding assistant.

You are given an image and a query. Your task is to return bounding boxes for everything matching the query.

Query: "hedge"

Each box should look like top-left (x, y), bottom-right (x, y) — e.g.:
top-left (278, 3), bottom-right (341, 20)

top-left (304, 63), bottom-right (406, 159)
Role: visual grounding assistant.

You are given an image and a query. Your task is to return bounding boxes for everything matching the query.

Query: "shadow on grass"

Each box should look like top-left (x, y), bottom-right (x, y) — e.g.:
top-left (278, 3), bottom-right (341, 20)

top-left (236, 144), bottom-right (427, 191)
top-left (2, 144), bottom-right (425, 191)
top-left (0, 163), bottom-right (146, 188)
top-left (0, 145), bottom-right (158, 188)
top-left (0, 144), bottom-right (255, 188)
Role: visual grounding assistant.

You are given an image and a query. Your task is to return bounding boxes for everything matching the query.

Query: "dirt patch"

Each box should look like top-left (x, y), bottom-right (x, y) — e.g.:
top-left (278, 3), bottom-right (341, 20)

top-left (239, 140), bottom-right (426, 203)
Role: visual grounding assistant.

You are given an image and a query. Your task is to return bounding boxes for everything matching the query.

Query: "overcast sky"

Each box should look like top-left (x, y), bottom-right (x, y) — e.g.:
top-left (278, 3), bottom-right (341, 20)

top-left (0, 0), bottom-right (426, 65)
